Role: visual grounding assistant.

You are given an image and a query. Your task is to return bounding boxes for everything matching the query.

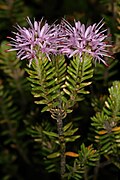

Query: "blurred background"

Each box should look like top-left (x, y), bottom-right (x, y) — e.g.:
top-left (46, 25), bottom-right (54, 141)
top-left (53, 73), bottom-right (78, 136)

top-left (0, 0), bottom-right (118, 40)
top-left (0, 0), bottom-right (120, 180)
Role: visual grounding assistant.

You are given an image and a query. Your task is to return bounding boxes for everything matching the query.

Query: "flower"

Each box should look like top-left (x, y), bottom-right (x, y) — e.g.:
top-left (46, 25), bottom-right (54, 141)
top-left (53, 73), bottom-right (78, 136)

top-left (59, 19), bottom-right (112, 65)
top-left (8, 17), bottom-right (59, 66)
top-left (8, 17), bottom-right (112, 66)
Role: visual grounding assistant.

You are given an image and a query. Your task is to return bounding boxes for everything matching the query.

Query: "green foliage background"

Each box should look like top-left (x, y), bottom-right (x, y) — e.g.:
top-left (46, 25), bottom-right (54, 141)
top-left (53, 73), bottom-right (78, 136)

top-left (0, 0), bottom-right (120, 180)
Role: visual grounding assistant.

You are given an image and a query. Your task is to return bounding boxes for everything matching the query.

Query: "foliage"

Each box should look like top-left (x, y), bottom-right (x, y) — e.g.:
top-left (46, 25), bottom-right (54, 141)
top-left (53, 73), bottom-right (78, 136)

top-left (0, 81), bottom-right (30, 179)
top-left (26, 54), bottom-right (93, 117)
top-left (0, 41), bottom-right (32, 179)
top-left (65, 144), bottom-right (99, 180)
top-left (0, 0), bottom-right (31, 41)
top-left (90, 81), bottom-right (120, 169)
top-left (0, 41), bottom-right (31, 112)
top-left (0, 0), bottom-right (120, 180)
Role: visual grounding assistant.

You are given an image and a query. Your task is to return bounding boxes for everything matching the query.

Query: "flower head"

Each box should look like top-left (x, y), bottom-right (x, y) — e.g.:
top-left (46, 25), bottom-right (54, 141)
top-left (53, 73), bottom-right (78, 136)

top-left (59, 19), bottom-right (112, 65)
top-left (8, 17), bottom-right (112, 66)
top-left (8, 17), bottom-right (58, 65)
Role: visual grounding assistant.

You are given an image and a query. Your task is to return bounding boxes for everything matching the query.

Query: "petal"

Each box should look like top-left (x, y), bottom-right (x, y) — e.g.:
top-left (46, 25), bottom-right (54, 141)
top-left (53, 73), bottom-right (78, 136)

top-left (85, 26), bottom-right (91, 38)
top-left (81, 24), bottom-right (85, 34)
top-left (75, 21), bottom-right (81, 30)
top-left (34, 21), bottom-right (38, 31)
top-left (26, 17), bottom-right (33, 28)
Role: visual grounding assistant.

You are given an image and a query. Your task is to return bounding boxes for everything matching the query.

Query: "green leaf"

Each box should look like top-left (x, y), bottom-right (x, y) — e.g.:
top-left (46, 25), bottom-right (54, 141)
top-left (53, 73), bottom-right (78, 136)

top-left (65, 81), bottom-right (75, 91)
top-left (66, 75), bottom-right (76, 85)
top-left (46, 67), bottom-right (55, 76)
top-left (63, 88), bottom-right (71, 95)
top-left (41, 105), bottom-right (50, 112)
top-left (63, 122), bottom-right (73, 132)
top-left (100, 142), bottom-right (112, 152)
top-left (43, 130), bottom-right (59, 138)
top-left (34, 99), bottom-right (47, 104)
top-left (60, 95), bottom-right (68, 103)
top-left (67, 68), bottom-right (76, 79)
top-left (66, 109), bottom-right (73, 113)
top-left (64, 128), bottom-right (78, 136)
top-left (46, 71), bottom-right (56, 80)
top-left (47, 152), bottom-right (60, 158)
top-left (65, 135), bottom-right (80, 142)
top-left (46, 79), bottom-right (56, 87)
top-left (47, 84), bottom-right (60, 94)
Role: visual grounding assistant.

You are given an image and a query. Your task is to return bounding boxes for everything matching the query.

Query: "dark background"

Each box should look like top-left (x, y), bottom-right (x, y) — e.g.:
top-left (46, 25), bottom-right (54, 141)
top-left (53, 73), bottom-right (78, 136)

top-left (0, 0), bottom-right (120, 180)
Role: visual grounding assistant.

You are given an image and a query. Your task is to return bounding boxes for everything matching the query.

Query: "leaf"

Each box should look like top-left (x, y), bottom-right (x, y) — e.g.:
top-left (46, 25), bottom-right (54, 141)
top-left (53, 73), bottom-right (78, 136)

top-left (65, 152), bottom-right (79, 157)
top-left (63, 88), bottom-right (71, 95)
top-left (46, 79), bottom-right (56, 87)
top-left (46, 71), bottom-right (56, 80)
top-left (63, 122), bottom-right (73, 132)
top-left (64, 128), bottom-right (78, 136)
top-left (47, 84), bottom-right (60, 94)
top-left (34, 99), bottom-right (47, 104)
top-left (65, 81), bottom-right (75, 91)
top-left (60, 95), bottom-right (68, 103)
top-left (43, 130), bottom-right (59, 138)
top-left (46, 67), bottom-right (55, 76)
top-left (41, 105), bottom-right (50, 112)
top-left (66, 75), bottom-right (76, 85)
top-left (65, 135), bottom-right (80, 142)
top-left (66, 109), bottom-right (73, 113)
top-left (47, 152), bottom-right (60, 158)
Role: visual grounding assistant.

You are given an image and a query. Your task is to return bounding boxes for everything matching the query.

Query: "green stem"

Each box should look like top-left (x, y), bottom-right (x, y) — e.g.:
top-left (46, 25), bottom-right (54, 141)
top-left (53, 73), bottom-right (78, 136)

top-left (56, 109), bottom-right (66, 180)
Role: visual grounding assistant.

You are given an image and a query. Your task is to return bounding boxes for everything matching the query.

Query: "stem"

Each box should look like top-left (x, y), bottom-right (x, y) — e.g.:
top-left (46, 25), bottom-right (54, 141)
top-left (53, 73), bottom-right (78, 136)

top-left (35, 56), bottom-right (66, 178)
top-left (84, 167), bottom-right (88, 180)
top-left (51, 56), bottom-right (66, 179)
top-left (93, 159), bottom-right (111, 180)
top-left (56, 109), bottom-right (66, 180)
top-left (93, 160), bottom-right (100, 180)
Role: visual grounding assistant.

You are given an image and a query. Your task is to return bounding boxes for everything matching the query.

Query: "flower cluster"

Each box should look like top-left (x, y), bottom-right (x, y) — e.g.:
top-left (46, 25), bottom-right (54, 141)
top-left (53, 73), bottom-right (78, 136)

top-left (8, 17), bottom-right (59, 65)
top-left (59, 19), bottom-right (112, 65)
top-left (8, 17), bottom-right (112, 66)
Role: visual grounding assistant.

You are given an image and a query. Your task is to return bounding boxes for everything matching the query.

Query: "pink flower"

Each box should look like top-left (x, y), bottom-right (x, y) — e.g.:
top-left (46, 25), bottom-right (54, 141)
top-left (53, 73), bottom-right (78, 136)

top-left (8, 17), bottom-right (112, 66)
top-left (59, 19), bottom-right (112, 65)
top-left (8, 17), bottom-right (58, 65)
